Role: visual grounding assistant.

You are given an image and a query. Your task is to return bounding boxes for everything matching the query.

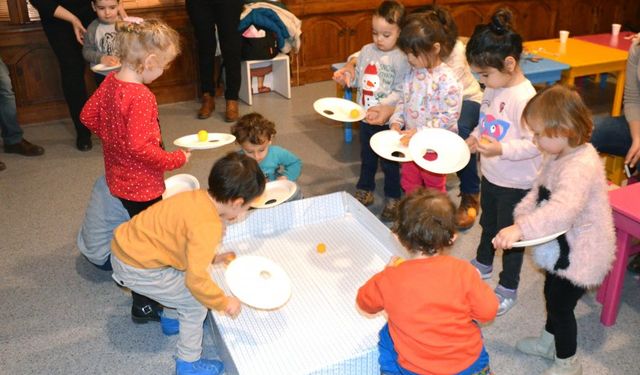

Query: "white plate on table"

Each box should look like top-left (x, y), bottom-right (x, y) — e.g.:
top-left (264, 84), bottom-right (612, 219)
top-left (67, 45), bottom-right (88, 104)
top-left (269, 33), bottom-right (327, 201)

top-left (250, 180), bottom-right (297, 209)
top-left (512, 230), bottom-right (568, 247)
top-left (370, 130), bottom-right (412, 162)
top-left (163, 174), bottom-right (200, 199)
top-left (313, 97), bottom-right (365, 122)
top-left (173, 133), bottom-right (236, 150)
top-left (225, 255), bottom-right (292, 310)
top-left (408, 128), bottom-right (470, 174)
top-left (90, 63), bottom-right (121, 73)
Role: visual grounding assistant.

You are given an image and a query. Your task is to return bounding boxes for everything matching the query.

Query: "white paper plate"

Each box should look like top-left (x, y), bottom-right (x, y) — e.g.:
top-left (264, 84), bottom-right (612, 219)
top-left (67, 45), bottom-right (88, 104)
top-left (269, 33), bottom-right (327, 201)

top-left (173, 133), bottom-right (236, 150)
top-left (408, 128), bottom-right (470, 174)
top-left (163, 174), bottom-right (200, 199)
top-left (90, 63), bottom-right (121, 73)
top-left (313, 97), bottom-right (365, 122)
top-left (250, 180), bottom-right (297, 208)
top-left (512, 230), bottom-right (568, 247)
top-left (225, 255), bottom-right (292, 310)
top-left (370, 130), bottom-right (412, 162)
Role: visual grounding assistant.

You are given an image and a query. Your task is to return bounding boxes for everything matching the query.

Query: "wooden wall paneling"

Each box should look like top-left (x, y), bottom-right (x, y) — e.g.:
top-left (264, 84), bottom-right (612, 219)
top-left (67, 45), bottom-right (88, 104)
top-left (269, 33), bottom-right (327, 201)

top-left (556, 0), bottom-right (597, 36)
top-left (516, 1), bottom-right (556, 41)
top-left (447, 3), bottom-right (485, 38)
top-left (0, 5), bottom-right (197, 125)
top-left (594, 0), bottom-right (623, 34)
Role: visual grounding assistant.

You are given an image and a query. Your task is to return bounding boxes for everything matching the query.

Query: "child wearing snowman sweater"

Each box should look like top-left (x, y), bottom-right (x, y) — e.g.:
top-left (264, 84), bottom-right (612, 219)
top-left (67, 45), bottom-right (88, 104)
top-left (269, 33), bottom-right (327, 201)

top-left (332, 0), bottom-right (410, 222)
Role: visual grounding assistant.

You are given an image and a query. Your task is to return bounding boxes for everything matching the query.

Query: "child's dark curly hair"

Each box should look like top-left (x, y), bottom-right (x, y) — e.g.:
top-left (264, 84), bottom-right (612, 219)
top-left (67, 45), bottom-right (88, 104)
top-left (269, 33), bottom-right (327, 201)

top-left (230, 112), bottom-right (276, 145)
top-left (392, 188), bottom-right (456, 256)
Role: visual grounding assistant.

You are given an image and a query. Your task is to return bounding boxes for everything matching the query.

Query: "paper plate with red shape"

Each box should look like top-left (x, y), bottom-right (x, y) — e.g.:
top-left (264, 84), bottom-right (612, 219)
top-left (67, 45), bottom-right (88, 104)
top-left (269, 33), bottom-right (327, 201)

top-left (408, 128), bottom-right (470, 174)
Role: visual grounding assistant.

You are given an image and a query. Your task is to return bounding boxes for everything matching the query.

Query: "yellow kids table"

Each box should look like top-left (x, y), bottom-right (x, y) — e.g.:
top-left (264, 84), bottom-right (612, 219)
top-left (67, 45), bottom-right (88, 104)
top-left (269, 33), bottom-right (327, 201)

top-left (524, 38), bottom-right (628, 116)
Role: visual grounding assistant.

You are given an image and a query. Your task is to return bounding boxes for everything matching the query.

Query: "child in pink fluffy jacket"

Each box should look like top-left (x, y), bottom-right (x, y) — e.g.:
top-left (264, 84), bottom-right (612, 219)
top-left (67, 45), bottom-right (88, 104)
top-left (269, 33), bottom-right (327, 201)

top-left (492, 85), bottom-right (616, 375)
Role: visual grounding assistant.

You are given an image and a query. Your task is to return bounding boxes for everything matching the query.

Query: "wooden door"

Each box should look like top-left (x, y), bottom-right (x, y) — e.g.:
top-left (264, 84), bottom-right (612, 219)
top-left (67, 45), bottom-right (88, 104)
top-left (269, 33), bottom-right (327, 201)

top-left (447, 4), bottom-right (485, 38)
top-left (347, 11), bottom-right (374, 56)
top-left (299, 15), bottom-right (348, 83)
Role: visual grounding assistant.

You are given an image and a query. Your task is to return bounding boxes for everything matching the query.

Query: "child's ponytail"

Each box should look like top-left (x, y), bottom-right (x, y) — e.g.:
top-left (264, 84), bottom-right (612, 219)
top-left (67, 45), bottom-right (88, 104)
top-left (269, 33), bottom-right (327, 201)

top-left (465, 8), bottom-right (523, 71)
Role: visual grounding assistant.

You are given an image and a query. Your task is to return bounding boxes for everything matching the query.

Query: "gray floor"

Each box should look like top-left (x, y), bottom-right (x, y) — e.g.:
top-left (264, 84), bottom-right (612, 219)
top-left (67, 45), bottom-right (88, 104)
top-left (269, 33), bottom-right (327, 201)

top-left (0, 80), bottom-right (638, 374)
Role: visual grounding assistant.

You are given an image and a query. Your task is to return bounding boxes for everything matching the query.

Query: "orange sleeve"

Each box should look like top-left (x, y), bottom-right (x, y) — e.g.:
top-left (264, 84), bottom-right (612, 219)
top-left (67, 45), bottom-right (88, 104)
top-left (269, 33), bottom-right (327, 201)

top-left (356, 271), bottom-right (385, 314)
top-left (466, 267), bottom-right (499, 322)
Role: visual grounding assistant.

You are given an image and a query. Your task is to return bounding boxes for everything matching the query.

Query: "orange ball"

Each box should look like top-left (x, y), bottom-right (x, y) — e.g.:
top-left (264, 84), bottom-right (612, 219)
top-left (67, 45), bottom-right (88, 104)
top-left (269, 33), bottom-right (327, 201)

top-left (392, 257), bottom-right (405, 266)
top-left (467, 207), bottom-right (477, 218)
top-left (316, 243), bottom-right (326, 253)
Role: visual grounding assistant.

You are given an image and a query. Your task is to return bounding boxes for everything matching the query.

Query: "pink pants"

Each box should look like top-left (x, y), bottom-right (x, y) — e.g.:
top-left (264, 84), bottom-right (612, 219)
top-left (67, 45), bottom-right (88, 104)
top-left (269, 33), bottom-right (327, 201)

top-left (401, 161), bottom-right (446, 194)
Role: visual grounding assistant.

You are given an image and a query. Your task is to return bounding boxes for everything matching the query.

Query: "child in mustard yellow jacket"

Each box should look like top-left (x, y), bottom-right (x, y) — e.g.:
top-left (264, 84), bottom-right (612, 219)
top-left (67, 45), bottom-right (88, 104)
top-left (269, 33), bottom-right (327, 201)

top-left (110, 152), bottom-right (265, 375)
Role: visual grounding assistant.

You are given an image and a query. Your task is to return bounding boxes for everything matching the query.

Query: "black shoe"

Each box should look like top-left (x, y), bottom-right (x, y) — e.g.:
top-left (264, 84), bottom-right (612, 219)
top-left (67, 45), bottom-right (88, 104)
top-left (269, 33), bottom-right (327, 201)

top-left (131, 292), bottom-right (162, 323)
top-left (0, 160), bottom-right (5, 171)
top-left (76, 137), bottom-right (93, 152)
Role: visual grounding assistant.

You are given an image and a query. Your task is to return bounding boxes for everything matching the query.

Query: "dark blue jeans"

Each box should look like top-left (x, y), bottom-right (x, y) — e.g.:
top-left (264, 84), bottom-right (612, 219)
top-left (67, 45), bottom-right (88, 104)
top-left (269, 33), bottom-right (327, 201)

top-left (356, 122), bottom-right (401, 199)
top-left (0, 56), bottom-right (23, 145)
top-left (456, 100), bottom-right (481, 194)
top-left (591, 115), bottom-right (631, 156)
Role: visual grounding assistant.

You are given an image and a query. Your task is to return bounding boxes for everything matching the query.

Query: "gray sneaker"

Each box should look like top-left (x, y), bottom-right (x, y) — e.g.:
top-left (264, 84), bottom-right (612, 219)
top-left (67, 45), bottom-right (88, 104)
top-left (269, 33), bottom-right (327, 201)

top-left (471, 258), bottom-right (493, 279)
top-left (496, 289), bottom-right (517, 316)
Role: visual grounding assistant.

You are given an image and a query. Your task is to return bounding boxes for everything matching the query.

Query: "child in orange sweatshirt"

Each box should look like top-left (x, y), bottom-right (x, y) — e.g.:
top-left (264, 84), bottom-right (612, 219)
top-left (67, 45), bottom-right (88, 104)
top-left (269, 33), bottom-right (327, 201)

top-left (357, 188), bottom-right (498, 375)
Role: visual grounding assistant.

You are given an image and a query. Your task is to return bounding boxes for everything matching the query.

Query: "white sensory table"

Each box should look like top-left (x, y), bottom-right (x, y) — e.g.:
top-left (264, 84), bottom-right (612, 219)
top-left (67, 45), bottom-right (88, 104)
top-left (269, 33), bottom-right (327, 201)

top-left (208, 192), bottom-right (404, 375)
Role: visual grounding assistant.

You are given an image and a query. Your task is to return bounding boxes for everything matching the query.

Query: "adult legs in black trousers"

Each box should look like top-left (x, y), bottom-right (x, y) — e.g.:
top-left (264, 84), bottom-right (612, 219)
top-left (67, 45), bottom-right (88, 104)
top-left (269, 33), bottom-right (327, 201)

top-left (186, 0), bottom-right (243, 122)
top-left (40, 13), bottom-right (94, 151)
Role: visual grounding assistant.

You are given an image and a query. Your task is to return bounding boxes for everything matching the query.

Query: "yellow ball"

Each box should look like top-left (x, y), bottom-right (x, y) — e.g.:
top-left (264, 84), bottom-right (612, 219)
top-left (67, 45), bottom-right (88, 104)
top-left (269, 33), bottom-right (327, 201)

top-left (197, 130), bottom-right (208, 142)
top-left (349, 109), bottom-right (360, 119)
top-left (467, 207), bottom-right (477, 218)
top-left (316, 243), bottom-right (326, 253)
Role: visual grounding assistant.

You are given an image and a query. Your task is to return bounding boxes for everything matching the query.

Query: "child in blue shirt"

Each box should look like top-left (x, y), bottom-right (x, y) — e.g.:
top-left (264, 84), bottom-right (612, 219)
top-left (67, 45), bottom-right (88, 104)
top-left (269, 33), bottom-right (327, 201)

top-left (231, 112), bottom-right (302, 198)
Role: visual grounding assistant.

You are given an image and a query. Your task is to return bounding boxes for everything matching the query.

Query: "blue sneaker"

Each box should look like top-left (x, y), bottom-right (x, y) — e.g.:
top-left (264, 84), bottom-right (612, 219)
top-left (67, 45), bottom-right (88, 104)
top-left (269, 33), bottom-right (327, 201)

top-left (160, 312), bottom-right (179, 336)
top-left (176, 358), bottom-right (224, 375)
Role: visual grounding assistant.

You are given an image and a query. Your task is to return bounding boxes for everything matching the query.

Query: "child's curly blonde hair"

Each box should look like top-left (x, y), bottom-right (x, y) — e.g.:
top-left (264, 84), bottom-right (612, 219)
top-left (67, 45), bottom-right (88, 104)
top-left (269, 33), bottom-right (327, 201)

top-left (230, 112), bottom-right (277, 145)
top-left (115, 18), bottom-right (180, 73)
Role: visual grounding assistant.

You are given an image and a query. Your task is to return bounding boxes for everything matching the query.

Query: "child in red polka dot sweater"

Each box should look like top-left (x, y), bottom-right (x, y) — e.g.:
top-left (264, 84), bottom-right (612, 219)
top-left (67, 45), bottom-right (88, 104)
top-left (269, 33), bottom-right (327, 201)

top-left (80, 18), bottom-right (190, 323)
top-left (81, 18), bottom-right (189, 216)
